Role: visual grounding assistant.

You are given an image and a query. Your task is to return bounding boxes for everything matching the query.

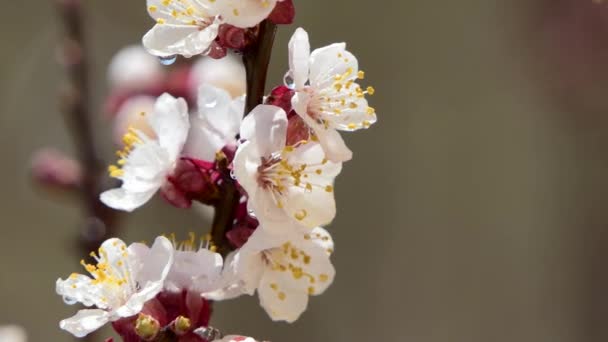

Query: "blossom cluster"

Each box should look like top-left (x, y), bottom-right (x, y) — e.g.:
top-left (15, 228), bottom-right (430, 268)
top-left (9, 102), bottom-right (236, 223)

top-left (55, 1), bottom-right (377, 341)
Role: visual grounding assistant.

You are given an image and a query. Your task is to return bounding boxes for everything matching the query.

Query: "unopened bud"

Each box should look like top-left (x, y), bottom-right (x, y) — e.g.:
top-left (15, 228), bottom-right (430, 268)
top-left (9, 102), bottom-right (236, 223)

top-left (134, 314), bottom-right (160, 341)
top-left (30, 148), bottom-right (82, 193)
top-left (268, 0), bottom-right (295, 25)
top-left (217, 24), bottom-right (248, 50)
top-left (171, 316), bottom-right (192, 336)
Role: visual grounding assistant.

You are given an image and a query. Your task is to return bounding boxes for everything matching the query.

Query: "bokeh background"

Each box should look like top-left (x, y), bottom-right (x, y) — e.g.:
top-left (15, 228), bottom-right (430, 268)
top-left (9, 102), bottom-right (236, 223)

top-left (2, 0), bottom-right (608, 341)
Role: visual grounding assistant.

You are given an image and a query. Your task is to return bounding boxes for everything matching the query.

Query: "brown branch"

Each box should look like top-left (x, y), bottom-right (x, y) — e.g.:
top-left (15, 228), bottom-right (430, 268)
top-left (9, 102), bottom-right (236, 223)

top-left (54, 0), bottom-right (120, 272)
top-left (210, 21), bottom-right (278, 256)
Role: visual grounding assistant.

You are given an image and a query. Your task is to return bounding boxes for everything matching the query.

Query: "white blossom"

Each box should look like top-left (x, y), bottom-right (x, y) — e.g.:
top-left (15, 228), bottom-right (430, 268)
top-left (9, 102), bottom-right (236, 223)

top-left (131, 233), bottom-right (224, 295)
top-left (0, 326), bottom-right (26, 342)
top-left (107, 45), bottom-right (164, 91)
top-left (183, 84), bottom-right (244, 161)
top-left (234, 105), bottom-right (341, 233)
top-left (101, 93), bottom-right (190, 212)
top-left (143, 0), bottom-right (222, 58)
top-left (225, 227), bottom-right (335, 323)
top-left (189, 53), bottom-right (246, 99)
top-left (56, 237), bottom-right (174, 338)
top-left (288, 27), bottom-right (378, 162)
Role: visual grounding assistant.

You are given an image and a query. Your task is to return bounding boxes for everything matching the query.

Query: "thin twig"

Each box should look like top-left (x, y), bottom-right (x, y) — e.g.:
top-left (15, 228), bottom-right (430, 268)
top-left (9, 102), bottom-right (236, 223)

top-left (210, 21), bottom-right (278, 256)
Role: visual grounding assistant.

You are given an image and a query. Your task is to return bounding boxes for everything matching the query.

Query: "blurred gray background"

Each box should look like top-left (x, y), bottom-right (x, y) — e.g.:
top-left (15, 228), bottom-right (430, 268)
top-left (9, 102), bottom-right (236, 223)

top-left (2, 0), bottom-right (608, 341)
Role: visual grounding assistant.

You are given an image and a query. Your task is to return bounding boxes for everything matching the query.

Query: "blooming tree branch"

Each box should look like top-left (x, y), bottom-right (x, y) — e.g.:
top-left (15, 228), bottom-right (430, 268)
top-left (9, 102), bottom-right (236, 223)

top-left (49, 1), bottom-right (378, 341)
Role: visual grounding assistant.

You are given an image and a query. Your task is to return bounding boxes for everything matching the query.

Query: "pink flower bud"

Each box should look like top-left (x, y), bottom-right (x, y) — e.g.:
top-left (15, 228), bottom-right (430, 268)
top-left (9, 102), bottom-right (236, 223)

top-left (226, 226), bottom-right (256, 249)
top-left (161, 158), bottom-right (220, 209)
top-left (268, 0), bottom-right (295, 25)
top-left (265, 85), bottom-right (294, 113)
top-left (218, 24), bottom-right (249, 50)
top-left (206, 41), bottom-right (228, 60)
top-left (30, 148), bottom-right (82, 191)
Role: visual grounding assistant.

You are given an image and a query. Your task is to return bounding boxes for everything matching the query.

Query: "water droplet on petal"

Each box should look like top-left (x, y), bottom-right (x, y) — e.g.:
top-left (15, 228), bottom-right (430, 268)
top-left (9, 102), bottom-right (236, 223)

top-left (159, 55), bottom-right (177, 66)
top-left (283, 71), bottom-right (295, 89)
top-left (230, 169), bottom-right (237, 180)
top-left (204, 100), bottom-right (218, 109)
top-left (248, 210), bottom-right (257, 218)
top-left (63, 296), bottom-right (78, 305)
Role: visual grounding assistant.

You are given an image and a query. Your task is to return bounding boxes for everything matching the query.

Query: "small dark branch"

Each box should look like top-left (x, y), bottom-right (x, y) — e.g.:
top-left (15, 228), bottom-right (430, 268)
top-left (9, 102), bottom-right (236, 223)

top-left (54, 0), bottom-right (120, 256)
top-left (244, 21), bottom-right (278, 113)
top-left (210, 21), bottom-right (277, 256)
top-left (210, 157), bottom-right (240, 256)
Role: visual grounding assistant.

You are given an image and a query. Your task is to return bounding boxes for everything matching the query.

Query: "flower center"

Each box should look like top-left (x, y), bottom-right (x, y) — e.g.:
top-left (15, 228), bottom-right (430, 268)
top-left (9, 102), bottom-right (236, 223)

top-left (166, 232), bottom-right (217, 253)
top-left (256, 144), bottom-right (334, 219)
top-left (306, 63), bottom-right (377, 130)
top-left (108, 126), bottom-right (144, 178)
top-left (76, 242), bottom-right (136, 307)
top-left (261, 242), bottom-right (331, 300)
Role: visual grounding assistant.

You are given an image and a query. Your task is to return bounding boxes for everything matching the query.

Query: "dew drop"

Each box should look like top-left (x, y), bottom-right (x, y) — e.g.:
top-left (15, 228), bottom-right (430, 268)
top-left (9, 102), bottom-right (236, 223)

top-left (63, 296), bottom-right (78, 305)
top-left (230, 169), bottom-right (237, 180)
top-left (203, 100), bottom-right (218, 109)
top-left (283, 71), bottom-right (295, 89)
top-left (159, 55), bottom-right (177, 66)
top-left (248, 210), bottom-right (257, 218)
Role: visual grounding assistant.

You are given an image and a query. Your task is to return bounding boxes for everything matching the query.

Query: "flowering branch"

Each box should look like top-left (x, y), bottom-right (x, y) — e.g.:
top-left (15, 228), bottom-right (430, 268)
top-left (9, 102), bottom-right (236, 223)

top-left (210, 21), bottom-right (277, 256)
top-left (53, 0), bottom-right (377, 340)
top-left (54, 0), bottom-right (120, 256)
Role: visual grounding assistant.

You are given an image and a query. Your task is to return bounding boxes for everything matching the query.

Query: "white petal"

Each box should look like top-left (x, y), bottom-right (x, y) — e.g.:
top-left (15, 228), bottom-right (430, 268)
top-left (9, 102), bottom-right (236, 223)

top-left (149, 93), bottom-right (191, 161)
top-left (121, 140), bottom-right (171, 187)
top-left (115, 236), bottom-right (174, 318)
top-left (59, 309), bottom-right (110, 338)
top-left (258, 270), bottom-right (309, 323)
top-left (130, 236), bottom-right (175, 288)
top-left (183, 119), bottom-right (227, 161)
top-left (251, 189), bottom-right (291, 227)
top-left (143, 22), bottom-right (220, 58)
top-left (0, 326), bottom-right (26, 342)
top-left (100, 188), bottom-right (158, 212)
top-left (233, 141), bottom-right (260, 194)
top-left (239, 105), bottom-right (288, 157)
top-left (189, 53), bottom-right (247, 98)
top-left (170, 249), bottom-right (223, 292)
top-left (147, 0), bottom-right (219, 22)
top-left (215, 0), bottom-right (278, 28)
top-left (112, 95), bottom-right (157, 145)
top-left (309, 43), bottom-right (358, 90)
top-left (294, 232), bottom-right (336, 295)
top-left (313, 126), bottom-right (352, 163)
top-left (203, 251), bottom-right (255, 300)
top-left (198, 84), bottom-right (244, 139)
top-left (288, 28), bottom-right (310, 90)
top-left (308, 227), bottom-right (334, 256)
top-left (56, 275), bottom-right (106, 309)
